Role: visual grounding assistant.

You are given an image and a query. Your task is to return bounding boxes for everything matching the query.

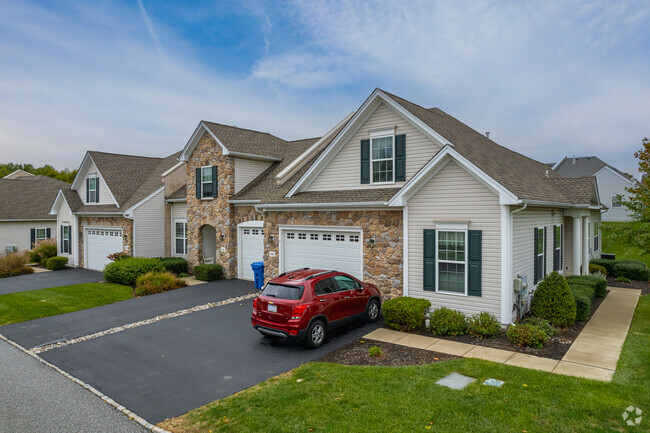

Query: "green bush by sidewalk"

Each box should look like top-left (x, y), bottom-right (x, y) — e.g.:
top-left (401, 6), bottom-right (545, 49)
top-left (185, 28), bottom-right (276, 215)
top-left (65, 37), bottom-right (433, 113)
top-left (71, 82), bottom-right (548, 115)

top-left (430, 307), bottom-right (468, 336)
top-left (530, 271), bottom-right (577, 327)
top-left (506, 323), bottom-right (549, 348)
top-left (566, 274), bottom-right (607, 298)
top-left (612, 262), bottom-right (649, 282)
top-left (134, 271), bottom-right (186, 296)
top-left (569, 284), bottom-right (595, 322)
top-left (467, 312), bottom-right (500, 338)
top-left (46, 256), bottom-right (68, 270)
top-left (160, 257), bottom-right (188, 275)
top-left (104, 257), bottom-right (165, 286)
top-left (382, 297), bottom-right (431, 331)
top-left (194, 264), bottom-right (224, 281)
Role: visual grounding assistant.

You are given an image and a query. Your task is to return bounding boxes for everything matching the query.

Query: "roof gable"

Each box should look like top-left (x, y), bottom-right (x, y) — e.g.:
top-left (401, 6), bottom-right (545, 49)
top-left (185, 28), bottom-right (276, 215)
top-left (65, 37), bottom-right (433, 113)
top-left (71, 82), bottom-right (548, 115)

top-left (0, 175), bottom-right (69, 220)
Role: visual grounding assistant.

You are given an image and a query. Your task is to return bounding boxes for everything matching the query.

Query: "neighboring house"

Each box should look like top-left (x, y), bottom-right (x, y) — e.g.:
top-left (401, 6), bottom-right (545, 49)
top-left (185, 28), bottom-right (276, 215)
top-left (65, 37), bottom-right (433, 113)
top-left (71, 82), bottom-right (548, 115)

top-left (179, 88), bottom-right (604, 324)
top-left (49, 151), bottom-right (181, 270)
top-left (551, 156), bottom-right (635, 222)
top-left (0, 175), bottom-right (68, 252)
top-left (3, 169), bottom-right (35, 179)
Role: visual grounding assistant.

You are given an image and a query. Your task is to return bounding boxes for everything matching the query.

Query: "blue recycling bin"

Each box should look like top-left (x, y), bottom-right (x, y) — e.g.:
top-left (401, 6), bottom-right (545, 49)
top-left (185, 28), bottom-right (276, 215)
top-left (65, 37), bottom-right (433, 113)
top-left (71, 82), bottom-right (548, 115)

top-left (251, 261), bottom-right (265, 289)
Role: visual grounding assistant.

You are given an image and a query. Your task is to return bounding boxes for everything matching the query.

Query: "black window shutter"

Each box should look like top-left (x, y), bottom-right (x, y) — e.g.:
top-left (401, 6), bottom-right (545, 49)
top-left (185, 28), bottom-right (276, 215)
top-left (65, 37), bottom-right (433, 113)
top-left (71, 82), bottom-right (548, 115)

top-left (96, 177), bottom-right (99, 202)
top-left (30, 228), bottom-right (36, 249)
top-left (552, 225), bottom-right (558, 271)
top-left (560, 224), bottom-right (564, 271)
top-left (395, 134), bottom-right (406, 182)
top-left (61, 225), bottom-right (64, 254)
top-left (86, 178), bottom-right (90, 202)
top-left (360, 139), bottom-right (370, 184)
top-left (533, 228), bottom-right (539, 284)
top-left (195, 168), bottom-right (201, 198)
top-left (543, 227), bottom-right (547, 278)
top-left (423, 229), bottom-right (436, 291)
top-left (46, 228), bottom-right (51, 239)
top-left (212, 165), bottom-right (218, 198)
top-left (468, 230), bottom-right (482, 296)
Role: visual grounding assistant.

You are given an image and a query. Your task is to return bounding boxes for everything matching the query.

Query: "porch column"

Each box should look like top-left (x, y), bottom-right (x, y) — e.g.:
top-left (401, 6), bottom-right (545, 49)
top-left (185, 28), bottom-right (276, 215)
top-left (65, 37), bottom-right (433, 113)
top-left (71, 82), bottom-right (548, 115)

top-left (582, 216), bottom-right (590, 275)
top-left (572, 216), bottom-right (582, 275)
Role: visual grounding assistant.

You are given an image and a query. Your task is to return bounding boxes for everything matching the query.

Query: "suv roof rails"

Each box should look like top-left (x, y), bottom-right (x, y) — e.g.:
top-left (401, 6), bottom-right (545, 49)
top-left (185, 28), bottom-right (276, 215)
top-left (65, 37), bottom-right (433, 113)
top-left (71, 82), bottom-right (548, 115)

top-left (304, 270), bottom-right (337, 281)
top-left (278, 267), bottom-right (310, 277)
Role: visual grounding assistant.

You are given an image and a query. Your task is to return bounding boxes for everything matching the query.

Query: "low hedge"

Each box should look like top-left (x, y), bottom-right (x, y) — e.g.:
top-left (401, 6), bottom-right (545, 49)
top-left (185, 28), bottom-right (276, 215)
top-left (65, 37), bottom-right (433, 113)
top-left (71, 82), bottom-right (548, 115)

top-left (383, 297), bottom-right (431, 331)
top-left (589, 263), bottom-right (607, 275)
top-left (104, 257), bottom-right (165, 286)
top-left (135, 271), bottom-right (186, 296)
top-left (507, 323), bottom-right (549, 348)
top-left (30, 240), bottom-right (57, 264)
top-left (46, 256), bottom-right (68, 270)
top-left (522, 316), bottom-right (555, 337)
top-left (565, 275), bottom-right (607, 298)
top-left (468, 312), bottom-right (501, 338)
top-left (0, 252), bottom-right (33, 278)
top-left (569, 284), bottom-right (595, 322)
top-left (530, 271), bottom-right (576, 327)
top-left (193, 264), bottom-right (224, 281)
top-left (160, 257), bottom-right (188, 275)
top-left (589, 259), bottom-right (616, 274)
top-left (612, 262), bottom-right (649, 282)
top-left (429, 307), bottom-right (468, 336)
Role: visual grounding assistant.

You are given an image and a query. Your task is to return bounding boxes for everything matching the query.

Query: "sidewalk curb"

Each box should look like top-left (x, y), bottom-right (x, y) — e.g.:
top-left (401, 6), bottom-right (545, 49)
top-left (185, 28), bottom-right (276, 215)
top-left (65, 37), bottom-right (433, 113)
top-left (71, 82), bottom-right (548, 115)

top-left (0, 333), bottom-right (171, 433)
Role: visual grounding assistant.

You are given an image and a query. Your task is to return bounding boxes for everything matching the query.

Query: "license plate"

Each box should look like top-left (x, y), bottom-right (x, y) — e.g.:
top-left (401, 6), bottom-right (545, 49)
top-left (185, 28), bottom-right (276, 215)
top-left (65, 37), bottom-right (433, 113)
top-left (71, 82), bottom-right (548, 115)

top-left (267, 304), bottom-right (277, 312)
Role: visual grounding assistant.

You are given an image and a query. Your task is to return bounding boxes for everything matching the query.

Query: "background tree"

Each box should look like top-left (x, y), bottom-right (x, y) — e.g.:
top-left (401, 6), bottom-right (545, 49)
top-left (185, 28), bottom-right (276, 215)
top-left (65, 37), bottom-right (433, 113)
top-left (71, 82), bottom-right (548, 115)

top-left (0, 163), bottom-right (77, 183)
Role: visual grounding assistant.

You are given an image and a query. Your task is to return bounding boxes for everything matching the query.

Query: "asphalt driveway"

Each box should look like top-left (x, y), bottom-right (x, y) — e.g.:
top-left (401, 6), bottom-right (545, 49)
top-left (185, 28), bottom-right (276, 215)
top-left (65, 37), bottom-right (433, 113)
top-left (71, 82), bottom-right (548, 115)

top-left (1, 278), bottom-right (378, 424)
top-left (0, 268), bottom-right (103, 295)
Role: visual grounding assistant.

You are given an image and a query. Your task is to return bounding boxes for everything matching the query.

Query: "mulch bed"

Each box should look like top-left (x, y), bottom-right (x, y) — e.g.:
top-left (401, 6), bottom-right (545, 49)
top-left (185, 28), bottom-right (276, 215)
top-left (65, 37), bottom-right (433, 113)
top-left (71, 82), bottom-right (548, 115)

top-left (318, 338), bottom-right (457, 366)
top-left (606, 275), bottom-right (650, 295)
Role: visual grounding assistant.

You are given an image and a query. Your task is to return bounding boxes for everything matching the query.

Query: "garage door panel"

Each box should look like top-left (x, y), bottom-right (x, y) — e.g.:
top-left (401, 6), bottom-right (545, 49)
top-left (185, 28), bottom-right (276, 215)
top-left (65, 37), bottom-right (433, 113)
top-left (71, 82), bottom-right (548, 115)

top-left (86, 229), bottom-right (123, 271)
top-left (282, 229), bottom-right (362, 279)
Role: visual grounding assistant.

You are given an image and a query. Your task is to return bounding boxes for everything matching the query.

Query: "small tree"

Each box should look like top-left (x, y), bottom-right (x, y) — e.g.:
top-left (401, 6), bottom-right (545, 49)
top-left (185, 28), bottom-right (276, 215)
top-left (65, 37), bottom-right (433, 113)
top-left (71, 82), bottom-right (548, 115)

top-left (612, 137), bottom-right (650, 255)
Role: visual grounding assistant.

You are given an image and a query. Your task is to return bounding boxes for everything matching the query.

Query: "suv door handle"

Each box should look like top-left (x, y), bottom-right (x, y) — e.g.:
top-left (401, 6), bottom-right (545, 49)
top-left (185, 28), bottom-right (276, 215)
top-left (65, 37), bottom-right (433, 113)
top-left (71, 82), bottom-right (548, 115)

top-left (319, 299), bottom-right (326, 302)
top-left (344, 296), bottom-right (350, 299)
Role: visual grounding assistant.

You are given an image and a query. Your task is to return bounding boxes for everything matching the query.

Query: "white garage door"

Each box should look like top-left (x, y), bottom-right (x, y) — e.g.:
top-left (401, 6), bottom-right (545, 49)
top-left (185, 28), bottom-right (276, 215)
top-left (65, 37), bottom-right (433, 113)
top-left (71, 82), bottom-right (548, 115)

top-left (282, 228), bottom-right (362, 279)
top-left (86, 229), bottom-right (123, 271)
top-left (240, 227), bottom-right (264, 280)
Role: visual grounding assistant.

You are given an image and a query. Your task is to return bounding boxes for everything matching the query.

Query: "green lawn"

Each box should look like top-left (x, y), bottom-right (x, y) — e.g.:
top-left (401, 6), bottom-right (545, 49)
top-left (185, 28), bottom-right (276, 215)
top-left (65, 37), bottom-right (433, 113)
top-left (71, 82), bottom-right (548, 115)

top-left (0, 283), bottom-right (133, 326)
top-left (161, 295), bottom-right (650, 433)
top-left (602, 221), bottom-right (650, 267)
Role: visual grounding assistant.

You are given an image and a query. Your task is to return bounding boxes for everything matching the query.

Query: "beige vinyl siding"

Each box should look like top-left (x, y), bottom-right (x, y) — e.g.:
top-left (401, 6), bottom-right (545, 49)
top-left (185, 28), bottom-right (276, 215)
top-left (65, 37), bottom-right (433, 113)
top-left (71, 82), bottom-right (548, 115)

top-left (307, 102), bottom-right (441, 191)
top-left (564, 216), bottom-right (574, 275)
top-left (407, 160), bottom-right (502, 320)
top-left (133, 189), bottom-right (165, 257)
top-left (171, 202), bottom-right (187, 221)
top-left (0, 221), bottom-right (56, 253)
top-left (234, 158), bottom-right (273, 194)
top-left (56, 199), bottom-right (77, 265)
top-left (78, 161), bottom-right (114, 205)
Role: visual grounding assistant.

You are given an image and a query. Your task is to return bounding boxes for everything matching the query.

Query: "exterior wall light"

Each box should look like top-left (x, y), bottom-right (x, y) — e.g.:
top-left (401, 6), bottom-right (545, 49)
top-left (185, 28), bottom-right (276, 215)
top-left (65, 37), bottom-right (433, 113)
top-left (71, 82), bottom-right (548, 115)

top-left (268, 234), bottom-right (274, 242)
top-left (219, 234), bottom-right (225, 241)
top-left (366, 237), bottom-right (375, 247)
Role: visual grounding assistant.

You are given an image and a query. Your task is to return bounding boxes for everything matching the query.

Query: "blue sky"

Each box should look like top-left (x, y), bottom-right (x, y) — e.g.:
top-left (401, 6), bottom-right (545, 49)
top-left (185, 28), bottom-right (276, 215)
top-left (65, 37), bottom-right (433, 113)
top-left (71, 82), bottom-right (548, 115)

top-left (1, 0), bottom-right (649, 177)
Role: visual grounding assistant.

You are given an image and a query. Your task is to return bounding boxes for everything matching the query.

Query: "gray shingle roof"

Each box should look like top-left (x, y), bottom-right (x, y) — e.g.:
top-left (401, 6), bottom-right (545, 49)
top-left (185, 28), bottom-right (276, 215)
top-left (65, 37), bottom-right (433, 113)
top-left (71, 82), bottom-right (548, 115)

top-left (202, 122), bottom-right (291, 159)
top-left (166, 185), bottom-right (186, 200)
top-left (0, 175), bottom-right (69, 220)
top-left (553, 156), bottom-right (633, 181)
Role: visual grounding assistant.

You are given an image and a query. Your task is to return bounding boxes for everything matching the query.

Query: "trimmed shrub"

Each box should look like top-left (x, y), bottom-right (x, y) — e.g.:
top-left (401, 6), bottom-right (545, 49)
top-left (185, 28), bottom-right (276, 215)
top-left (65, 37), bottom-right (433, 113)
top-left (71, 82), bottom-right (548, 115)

top-left (616, 276), bottom-right (631, 283)
top-left (618, 259), bottom-right (647, 267)
top-left (368, 346), bottom-right (383, 358)
top-left (590, 259), bottom-right (616, 274)
top-left (507, 323), bottom-right (549, 348)
top-left (30, 239), bottom-right (57, 264)
top-left (46, 256), bottom-right (68, 270)
top-left (160, 257), bottom-right (188, 275)
top-left (589, 263), bottom-right (607, 275)
top-left (468, 312), bottom-right (501, 338)
top-left (178, 272), bottom-right (189, 278)
top-left (193, 264), bottom-right (224, 281)
top-left (523, 316), bottom-right (555, 337)
top-left (569, 284), bottom-right (595, 322)
top-left (530, 271), bottom-right (577, 327)
top-left (134, 271), bottom-right (186, 296)
top-left (382, 297), bottom-right (431, 331)
top-left (566, 275), bottom-right (607, 298)
top-left (612, 262), bottom-right (650, 281)
top-left (104, 257), bottom-right (165, 286)
top-left (0, 251), bottom-right (33, 279)
top-left (107, 251), bottom-right (130, 262)
top-left (40, 257), bottom-right (49, 267)
top-left (429, 307), bottom-right (468, 336)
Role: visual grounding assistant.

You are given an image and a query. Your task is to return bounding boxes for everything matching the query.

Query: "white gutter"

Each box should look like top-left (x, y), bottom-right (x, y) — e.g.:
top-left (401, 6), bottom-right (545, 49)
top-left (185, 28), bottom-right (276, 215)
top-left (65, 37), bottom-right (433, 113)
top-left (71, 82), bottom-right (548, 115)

top-left (0, 219), bottom-right (57, 222)
top-left (75, 212), bottom-right (123, 216)
top-left (165, 198), bottom-right (187, 203)
top-left (519, 199), bottom-right (592, 209)
top-left (229, 199), bottom-right (262, 205)
top-left (161, 161), bottom-right (185, 177)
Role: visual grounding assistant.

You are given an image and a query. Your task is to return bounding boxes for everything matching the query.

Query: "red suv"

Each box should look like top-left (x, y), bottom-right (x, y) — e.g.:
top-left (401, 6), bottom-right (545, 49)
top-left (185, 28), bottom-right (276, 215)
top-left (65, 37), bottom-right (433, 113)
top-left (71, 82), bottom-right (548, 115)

top-left (251, 268), bottom-right (382, 348)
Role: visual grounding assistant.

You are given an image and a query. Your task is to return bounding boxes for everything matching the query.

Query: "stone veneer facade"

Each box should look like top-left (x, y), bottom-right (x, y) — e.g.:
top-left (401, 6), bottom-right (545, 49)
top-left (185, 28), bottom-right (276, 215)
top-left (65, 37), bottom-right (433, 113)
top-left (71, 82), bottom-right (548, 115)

top-left (262, 210), bottom-right (403, 300)
top-left (77, 216), bottom-right (133, 268)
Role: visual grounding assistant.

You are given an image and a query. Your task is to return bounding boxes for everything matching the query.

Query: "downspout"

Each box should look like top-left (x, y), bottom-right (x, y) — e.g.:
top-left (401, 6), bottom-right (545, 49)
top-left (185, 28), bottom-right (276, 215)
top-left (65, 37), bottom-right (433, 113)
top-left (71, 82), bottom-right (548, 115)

top-left (510, 203), bottom-right (528, 322)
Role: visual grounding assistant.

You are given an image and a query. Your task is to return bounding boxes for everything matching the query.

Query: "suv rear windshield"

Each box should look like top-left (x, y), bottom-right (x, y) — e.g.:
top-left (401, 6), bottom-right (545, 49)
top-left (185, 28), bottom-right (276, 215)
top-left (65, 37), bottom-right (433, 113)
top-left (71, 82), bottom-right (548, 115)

top-left (262, 283), bottom-right (304, 300)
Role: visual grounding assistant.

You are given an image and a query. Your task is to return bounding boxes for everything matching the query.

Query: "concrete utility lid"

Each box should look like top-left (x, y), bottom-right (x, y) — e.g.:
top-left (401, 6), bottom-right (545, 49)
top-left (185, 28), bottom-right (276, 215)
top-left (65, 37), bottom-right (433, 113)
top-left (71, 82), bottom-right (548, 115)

top-left (483, 378), bottom-right (505, 387)
top-left (435, 372), bottom-right (476, 390)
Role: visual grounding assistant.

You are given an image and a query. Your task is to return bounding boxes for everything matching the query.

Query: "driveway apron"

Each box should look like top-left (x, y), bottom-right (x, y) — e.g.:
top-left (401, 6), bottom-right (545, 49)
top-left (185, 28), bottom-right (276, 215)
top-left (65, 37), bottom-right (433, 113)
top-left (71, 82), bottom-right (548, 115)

top-left (1, 279), bottom-right (255, 349)
top-left (0, 268), bottom-right (103, 295)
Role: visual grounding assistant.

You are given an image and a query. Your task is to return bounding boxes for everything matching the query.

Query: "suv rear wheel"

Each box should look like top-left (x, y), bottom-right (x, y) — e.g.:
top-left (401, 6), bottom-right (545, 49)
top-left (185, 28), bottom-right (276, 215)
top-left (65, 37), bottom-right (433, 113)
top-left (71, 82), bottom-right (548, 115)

top-left (304, 319), bottom-right (326, 349)
top-left (366, 299), bottom-right (380, 323)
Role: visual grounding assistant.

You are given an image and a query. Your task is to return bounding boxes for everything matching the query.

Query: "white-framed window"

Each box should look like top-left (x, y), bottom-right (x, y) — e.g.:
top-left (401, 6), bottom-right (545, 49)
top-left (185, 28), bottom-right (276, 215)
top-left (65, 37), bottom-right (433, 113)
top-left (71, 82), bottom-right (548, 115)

top-left (62, 225), bottom-right (71, 254)
top-left (36, 228), bottom-right (47, 242)
top-left (201, 166), bottom-right (213, 199)
top-left (371, 135), bottom-right (394, 184)
top-left (593, 222), bottom-right (600, 251)
top-left (437, 230), bottom-right (467, 294)
top-left (175, 220), bottom-right (187, 256)
top-left (88, 177), bottom-right (98, 203)
top-left (535, 227), bottom-right (545, 284)
top-left (554, 225), bottom-right (561, 271)
top-left (611, 195), bottom-right (622, 208)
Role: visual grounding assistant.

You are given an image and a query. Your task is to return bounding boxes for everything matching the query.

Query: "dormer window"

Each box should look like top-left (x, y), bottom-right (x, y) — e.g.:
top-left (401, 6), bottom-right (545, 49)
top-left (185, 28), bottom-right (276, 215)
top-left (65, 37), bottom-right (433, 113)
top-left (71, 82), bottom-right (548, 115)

top-left (371, 136), bottom-right (394, 183)
top-left (87, 176), bottom-right (98, 203)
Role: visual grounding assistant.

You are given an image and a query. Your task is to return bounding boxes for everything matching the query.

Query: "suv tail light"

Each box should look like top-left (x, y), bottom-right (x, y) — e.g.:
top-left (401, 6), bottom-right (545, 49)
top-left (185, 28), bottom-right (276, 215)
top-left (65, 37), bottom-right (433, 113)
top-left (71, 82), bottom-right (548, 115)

top-left (290, 305), bottom-right (307, 320)
top-left (253, 297), bottom-right (259, 314)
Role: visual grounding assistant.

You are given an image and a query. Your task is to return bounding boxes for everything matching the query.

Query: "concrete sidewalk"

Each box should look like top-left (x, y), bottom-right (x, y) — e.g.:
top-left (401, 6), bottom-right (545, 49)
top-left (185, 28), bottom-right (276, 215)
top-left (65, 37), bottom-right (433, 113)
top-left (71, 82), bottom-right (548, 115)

top-left (365, 286), bottom-right (641, 382)
top-left (0, 337), bottom-right (146, 433)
